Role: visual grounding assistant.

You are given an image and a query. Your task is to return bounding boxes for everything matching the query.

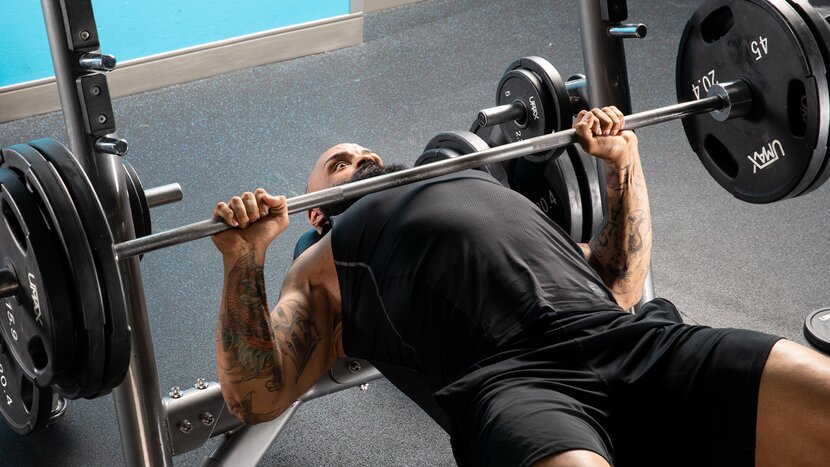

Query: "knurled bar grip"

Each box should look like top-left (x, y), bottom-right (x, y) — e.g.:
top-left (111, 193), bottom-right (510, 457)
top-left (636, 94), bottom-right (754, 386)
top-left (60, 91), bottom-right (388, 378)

top-left (113, 81), bottom-right (750, 261)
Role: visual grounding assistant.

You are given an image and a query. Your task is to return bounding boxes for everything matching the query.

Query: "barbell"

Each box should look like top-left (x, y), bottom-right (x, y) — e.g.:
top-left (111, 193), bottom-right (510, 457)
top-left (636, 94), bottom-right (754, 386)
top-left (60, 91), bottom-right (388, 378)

top-left (113, 81), bottom-right (750, 261)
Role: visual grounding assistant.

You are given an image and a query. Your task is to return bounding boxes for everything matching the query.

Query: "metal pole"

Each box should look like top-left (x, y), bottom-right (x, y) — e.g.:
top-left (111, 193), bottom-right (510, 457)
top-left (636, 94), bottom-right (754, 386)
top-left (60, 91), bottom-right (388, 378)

top-left (39, 1), bottom-right (172, 464)
top-left (578, 0), bottom-right (655, 306)
top-left (113, 88), bottom-right (744, 261)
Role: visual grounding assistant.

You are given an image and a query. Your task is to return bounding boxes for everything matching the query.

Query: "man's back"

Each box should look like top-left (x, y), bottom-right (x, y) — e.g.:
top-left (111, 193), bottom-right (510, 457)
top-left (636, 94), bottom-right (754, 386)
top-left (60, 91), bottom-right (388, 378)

top-left (330, 170), bottom-right (623, 390)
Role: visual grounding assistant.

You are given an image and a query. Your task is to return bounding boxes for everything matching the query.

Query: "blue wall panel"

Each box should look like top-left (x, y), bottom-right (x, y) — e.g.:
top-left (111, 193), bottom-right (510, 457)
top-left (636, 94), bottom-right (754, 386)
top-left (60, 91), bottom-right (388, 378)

top-left (0, 0), bottom-right (350, 87)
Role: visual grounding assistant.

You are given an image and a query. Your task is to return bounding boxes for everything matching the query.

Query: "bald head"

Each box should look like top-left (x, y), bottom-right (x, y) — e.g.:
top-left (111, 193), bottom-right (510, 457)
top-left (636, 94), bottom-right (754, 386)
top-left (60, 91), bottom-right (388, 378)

top-left (305, 143), bottom-right (384, 231)
top-left (306, 143), bottom-right (383, 193)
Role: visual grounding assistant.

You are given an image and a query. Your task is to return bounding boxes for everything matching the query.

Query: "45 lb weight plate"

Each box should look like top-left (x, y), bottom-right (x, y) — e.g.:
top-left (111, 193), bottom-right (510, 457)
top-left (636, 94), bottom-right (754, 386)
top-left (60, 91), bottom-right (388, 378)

top-left (676, 0), bottom-right (830, 203)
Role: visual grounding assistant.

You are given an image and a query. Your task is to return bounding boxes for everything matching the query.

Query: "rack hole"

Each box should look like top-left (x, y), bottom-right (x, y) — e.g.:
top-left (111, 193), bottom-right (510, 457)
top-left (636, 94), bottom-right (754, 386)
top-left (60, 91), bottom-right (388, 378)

top-left (787, 80), bottom-right (807, 137)
top-left (704, 134), bottom-right (738, 178)
top-left (2, 200), bottom-right (26, 252)
top-left (700, 6), bottom-right (734, 43)
top-left (28, 336), bottom-right (47, 371)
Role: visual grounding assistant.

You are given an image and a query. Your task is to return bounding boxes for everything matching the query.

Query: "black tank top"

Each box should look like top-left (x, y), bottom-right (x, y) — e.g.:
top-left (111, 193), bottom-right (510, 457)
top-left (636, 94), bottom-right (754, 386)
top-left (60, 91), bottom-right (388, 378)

top-left (331, 170), bottom-right (620, 391)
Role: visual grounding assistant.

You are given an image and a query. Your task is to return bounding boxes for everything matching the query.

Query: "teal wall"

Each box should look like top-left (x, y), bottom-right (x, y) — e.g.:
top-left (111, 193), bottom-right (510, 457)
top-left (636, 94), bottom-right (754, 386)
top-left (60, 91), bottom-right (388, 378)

top-left (0, 0), bottom-right (351, 88)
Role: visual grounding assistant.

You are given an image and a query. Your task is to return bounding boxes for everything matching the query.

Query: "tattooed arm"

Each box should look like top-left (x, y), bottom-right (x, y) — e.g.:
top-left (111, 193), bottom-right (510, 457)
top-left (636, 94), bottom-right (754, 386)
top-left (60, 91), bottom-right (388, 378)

top-left (212, 190), bottom-right (340, 424)
top-left (574, 108), bottom-right (653, 309)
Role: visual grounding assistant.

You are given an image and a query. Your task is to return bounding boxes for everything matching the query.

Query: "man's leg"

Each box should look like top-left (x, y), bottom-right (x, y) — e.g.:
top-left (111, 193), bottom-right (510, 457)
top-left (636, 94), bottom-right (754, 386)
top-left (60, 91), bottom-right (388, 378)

top-left (756, 340), bottom-right (830, 466)
top-left (532, 450), bottom-right (610, 467)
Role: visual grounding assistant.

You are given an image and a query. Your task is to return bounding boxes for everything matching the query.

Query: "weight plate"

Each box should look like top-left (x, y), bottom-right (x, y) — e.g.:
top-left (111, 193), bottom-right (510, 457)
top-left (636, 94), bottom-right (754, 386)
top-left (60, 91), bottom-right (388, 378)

top-left (0, 168), bottom-right (75, 388)
top-left (470, 120), bottom-right (513, 186)
top-left (421, 131), bottom-right (511, 187)
top-left (567, 144), bottom-right (606, 243)
top-left (511, 155), bottom-right (584, 242)
top-left (0, 332), bottom-right (52, 435)
top-left (676, 0), bottom-right (830, 203)
top-left (28, 139), bottom-right (130, 396)
top-left (497, 69), bottom-right (552, 147)
top-left (504, 56), bottom-right (572, 162)
top-left (804, 307), bottom-right (830, 354)
top-left (787, 0), bottom-right (830, 196)
top-left (123, 161), bottom-right (152, 239)
top-left (0, 145), bottom-right (107, 399)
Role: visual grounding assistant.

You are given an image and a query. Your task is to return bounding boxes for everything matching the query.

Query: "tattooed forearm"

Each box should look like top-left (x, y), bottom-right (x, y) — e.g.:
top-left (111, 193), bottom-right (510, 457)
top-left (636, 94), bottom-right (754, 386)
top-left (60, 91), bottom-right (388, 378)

top-left (218, 252), bottom-right (323, 392)
top-left (219, 251), bottom-right (285, 390)
top-left (589, 158), bottom-right (653, 302)
top-left (271, 300), bottom-right (321, 383)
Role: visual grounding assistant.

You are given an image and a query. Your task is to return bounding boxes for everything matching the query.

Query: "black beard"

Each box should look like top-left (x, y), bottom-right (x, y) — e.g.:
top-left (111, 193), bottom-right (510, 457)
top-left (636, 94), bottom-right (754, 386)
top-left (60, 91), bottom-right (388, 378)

top-left (318, 162), bottom-right (408, 219)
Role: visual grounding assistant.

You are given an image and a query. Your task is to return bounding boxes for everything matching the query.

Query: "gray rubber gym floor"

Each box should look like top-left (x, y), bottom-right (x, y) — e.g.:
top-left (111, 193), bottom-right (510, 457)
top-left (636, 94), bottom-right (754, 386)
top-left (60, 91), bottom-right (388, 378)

top-left (1, 0), bottom-right (829, 464)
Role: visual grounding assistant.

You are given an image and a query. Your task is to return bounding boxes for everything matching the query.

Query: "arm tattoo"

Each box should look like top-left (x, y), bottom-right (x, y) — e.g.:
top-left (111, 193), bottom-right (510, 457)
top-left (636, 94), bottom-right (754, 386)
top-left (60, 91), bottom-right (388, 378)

top-left (219, 252), bottom-right (323, 393)
top-left (272, 300), bottom-right (321, 383)
top-left (590, 163), bottom-right (652, 288)
top-left (220, 251), bottom-right (285, 390)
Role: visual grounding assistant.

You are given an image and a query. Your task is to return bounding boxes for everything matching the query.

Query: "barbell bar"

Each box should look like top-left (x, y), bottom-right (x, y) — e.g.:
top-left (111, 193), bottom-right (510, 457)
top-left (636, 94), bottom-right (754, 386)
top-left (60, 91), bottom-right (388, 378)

top-left (478, 76), bottom-right (587, 128)
top-left (112, 80), bottom-right (750, 261)
top-left (0, 183), bottom-right (184, 301)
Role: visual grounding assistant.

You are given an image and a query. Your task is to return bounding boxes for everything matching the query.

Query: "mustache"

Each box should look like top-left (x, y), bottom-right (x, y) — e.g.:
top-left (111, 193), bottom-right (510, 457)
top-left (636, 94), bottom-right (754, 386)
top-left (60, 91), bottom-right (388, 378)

top-left (318, 161), bottom-right (408, 220)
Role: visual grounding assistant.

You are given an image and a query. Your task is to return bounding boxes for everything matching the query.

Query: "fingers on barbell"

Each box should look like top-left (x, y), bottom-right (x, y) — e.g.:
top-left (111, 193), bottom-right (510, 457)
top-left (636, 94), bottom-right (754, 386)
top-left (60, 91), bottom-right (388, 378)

top-left (214, 202), bottom-right (238, 227)
top-left (591, 108), bottom-right (615, 135)
top-left (241, 192), bottom-right (260, 224)
top-left (603, 106), bottom-right (624, 135)
top-left (611, 106), bottom-right (625, 132)
top-left (254, 188), bottom-right (281, 217)
top-left (229, 196), bottom-right (250, 228)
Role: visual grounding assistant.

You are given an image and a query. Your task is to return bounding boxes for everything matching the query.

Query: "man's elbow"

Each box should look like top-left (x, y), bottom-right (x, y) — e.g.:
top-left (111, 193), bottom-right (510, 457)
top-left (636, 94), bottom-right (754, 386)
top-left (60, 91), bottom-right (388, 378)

top-left (612, 287), bottom-right (643, 311)
top-left (220, 384), bottom-right (290, 425)
top-left (230, 405), bottom-right (285, 425)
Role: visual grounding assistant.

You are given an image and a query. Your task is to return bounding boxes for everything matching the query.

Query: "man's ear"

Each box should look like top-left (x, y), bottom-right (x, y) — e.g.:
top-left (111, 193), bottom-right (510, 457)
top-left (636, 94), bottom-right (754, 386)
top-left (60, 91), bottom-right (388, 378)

top-left (308, 208), bottom-right (327, 232)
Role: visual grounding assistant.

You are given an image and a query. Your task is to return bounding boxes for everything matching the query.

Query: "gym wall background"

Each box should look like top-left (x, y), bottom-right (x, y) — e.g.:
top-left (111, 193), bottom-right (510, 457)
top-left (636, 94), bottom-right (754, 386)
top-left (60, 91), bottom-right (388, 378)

top-left (0, 0), bottom-right (421, 123)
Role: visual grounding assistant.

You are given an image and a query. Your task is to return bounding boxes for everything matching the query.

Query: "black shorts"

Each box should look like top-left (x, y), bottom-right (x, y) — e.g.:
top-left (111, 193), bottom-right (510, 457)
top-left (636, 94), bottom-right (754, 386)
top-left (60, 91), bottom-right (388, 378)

top-left (434, 299), bottom-right (782, 467)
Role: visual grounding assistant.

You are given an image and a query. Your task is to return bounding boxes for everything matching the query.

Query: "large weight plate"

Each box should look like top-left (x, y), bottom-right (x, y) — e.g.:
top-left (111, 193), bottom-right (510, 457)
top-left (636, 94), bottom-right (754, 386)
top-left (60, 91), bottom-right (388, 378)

top-left (788, 0), bottom-right (830, 196)
top-left (502, 57), bottom-right (572, 163)
top-left (123, 161), bottom-right (151, 239)
top-left (567, 144), bottom-right (606, 243)
top-left (418, 131), bottom-right (511, 187)
top-left (0, 333), bottom-right (52, 434)
top-left (0, 168), bottom-right (75, 388)
top-left (510, 155), bottom-right (584, 242)
top-left (676, 0), bottom-right (829, 203)
top-left (0, 145), bottom-right (107, 399)
top-left (28, 139), bottom-right (131, 396)
top-left (471, 120), bottom-right (514, 184)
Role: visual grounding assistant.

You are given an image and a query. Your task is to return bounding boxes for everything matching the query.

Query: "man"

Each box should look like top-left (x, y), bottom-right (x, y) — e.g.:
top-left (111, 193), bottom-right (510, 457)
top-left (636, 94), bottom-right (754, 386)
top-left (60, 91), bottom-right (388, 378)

top-left (211, 107), bottom-right (830, 466)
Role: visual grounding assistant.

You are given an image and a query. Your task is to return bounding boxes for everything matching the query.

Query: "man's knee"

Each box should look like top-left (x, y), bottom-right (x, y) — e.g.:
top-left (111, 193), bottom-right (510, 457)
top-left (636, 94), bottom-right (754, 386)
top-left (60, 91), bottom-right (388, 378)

top-left (532, 449), bottom-right (610, 467)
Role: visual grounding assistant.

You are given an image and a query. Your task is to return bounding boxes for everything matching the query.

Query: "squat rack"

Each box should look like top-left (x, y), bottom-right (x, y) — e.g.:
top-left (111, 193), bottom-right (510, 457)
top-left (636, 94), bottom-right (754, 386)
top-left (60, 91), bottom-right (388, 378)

top-left (37, 0), bottom-right (647, 464)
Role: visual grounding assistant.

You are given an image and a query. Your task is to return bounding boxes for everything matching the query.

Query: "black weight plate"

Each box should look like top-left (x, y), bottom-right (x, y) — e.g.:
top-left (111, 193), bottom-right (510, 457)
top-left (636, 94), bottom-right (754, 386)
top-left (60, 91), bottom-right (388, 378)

top-left (804, 307), bottom-right (830, 354)
top-left (788, 0), bottom-right (830, 196)
top-left (28, 139), bottom-right (130, 395)
top-left (505, 56), bottom-right (572, 162)
top-left (0, 332), bottom-right (52, 434)
top-left (0, 168), bottom-right (75, 387)
top-left (422, 131), bottom-right (511, 188)
top-left (511, 155), bottom-right (584, 242)
top-left (468, 122), bottom-right (513, 187)
top-left (567, 144), bottom-right (606, 243)
top-left (0, 145), bottom-right (107, 399)
top-left (123, 161), bottom-right (152, 239)
top-left (676, 0), bottom-right (829, 203)
top-left (414, 148), bottom-right (457, 167)
top-left (497, 69), bottom-right (551, 146)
